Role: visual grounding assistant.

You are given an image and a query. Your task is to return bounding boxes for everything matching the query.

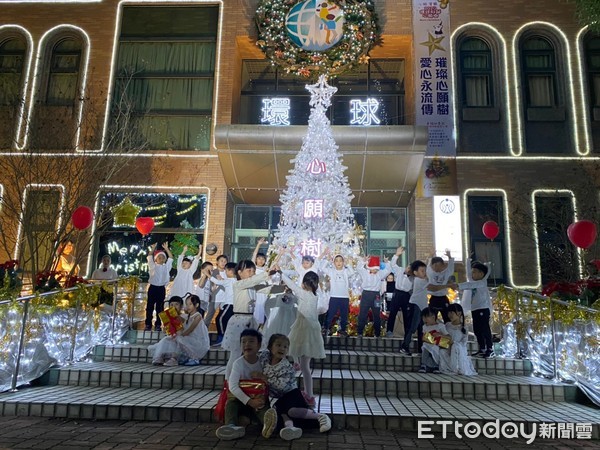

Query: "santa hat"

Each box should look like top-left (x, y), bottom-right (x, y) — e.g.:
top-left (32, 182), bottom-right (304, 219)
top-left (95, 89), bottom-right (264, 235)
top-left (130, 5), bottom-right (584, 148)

top-left (154, 250), bottom-right (167, 259)
top-left (367, 256), bottom-right (380, 269)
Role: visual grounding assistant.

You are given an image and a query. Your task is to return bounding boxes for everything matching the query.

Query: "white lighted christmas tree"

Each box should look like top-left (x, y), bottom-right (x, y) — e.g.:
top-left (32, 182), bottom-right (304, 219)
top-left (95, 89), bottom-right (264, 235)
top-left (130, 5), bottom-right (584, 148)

top-left (272, 75), bottom-right (358, 260)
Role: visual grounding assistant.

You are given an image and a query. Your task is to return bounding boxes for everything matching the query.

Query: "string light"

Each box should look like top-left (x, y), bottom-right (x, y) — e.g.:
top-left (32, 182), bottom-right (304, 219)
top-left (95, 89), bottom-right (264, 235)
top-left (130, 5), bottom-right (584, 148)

top-left (86, 185), bottom-right (211, 276)
top-left (511, 22), bottom-right (585, 156)
top-left (100, 0), bottom-right (225, 153)
top-left (451, 23), bottom-right (514, 155)
top-left (0, 25), bottom-right (34, 149)
top-left (21, 25), bottom-right (91, 151)
top-left (530, 189), bottom-right (578, 288)
top-left (0, 278), bottom-right (143, 391)
top-left (575, 25), bottom-right (593, 156)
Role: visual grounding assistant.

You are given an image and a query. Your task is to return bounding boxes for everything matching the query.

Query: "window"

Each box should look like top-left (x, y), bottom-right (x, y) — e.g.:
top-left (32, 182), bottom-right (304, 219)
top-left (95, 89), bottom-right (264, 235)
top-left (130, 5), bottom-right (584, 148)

top-left (239, 59), bottom-right (405, 125)
top-left (459, 37), bottom-right (493, 107)
top-left (521, 37), bottom-right (556, 107)
top-left (110, 6), bottom-right (218, 151)
top-left (231, 205), bottom-right (407, 263)
top-left (46, 38), bottom-right (82, 105)
top-left (534, 195), bottom-right (577, 284)
top-left (96, 192), bottom-right (207, 279)
top-left (585, 34), bottom-right (600, 109)
top-left (467, 196), bottom-right (506, 283)
top-left (20, 189), bottom-right (62, 274)
top-left (0, 37), bottom-right (26, 106)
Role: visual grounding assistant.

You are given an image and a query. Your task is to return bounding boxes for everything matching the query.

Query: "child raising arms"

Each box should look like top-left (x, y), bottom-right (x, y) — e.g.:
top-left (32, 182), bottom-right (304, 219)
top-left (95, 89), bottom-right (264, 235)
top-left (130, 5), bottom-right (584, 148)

top-left (279, 269), bottom-right (325, 407)
top-left (258, 334), bottom-right (331, 441)
top-left (169, 245), bottom-right (202, 299)
top-left (221, 260), bottom-right (276, 379)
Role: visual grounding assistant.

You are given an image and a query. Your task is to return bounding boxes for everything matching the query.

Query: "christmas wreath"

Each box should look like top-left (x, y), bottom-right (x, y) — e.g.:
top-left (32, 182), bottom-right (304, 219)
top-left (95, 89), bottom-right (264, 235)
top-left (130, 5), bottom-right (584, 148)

top-left (255, 0), bottom-right (382, 78)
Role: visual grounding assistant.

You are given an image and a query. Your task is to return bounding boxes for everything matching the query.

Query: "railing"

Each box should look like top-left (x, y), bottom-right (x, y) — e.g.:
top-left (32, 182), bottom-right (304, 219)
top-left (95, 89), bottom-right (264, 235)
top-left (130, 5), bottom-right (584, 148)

top-left (492, 285), bottom-right (600, 406)
top-left (0, 277), bottom-right (143, 393)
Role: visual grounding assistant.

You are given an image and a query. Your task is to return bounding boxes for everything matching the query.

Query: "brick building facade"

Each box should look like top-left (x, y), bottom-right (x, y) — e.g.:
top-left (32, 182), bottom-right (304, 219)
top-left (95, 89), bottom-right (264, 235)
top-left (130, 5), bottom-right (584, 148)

top-left (0, 0), bottom-right (597, 288)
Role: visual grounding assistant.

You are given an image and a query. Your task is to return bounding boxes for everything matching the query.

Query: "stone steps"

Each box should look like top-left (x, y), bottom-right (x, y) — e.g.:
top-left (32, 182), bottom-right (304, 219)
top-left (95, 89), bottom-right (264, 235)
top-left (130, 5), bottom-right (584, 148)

top-left (43, 361), bottom-right (574, 402)
top-left (0, 385), bottom-right (598, 437)
top-left (126, 330), bottom-right (483, 352)
top-left (94, 344), bottom-right (533, 376)
top-left (2, 331), bottom-right (598, 438)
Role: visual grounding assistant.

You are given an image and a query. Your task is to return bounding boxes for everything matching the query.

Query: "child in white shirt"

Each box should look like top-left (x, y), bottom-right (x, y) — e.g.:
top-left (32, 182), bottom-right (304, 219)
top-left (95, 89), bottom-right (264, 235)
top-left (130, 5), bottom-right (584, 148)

top-left (419, 307), bottom-right (449, 373)
top-left (169, 245), bottom-right (202, 299)
top-left (356, 255), bottom-right (391, 337)
top-left (400, 260), bottom-right (428, 355)
top-left (216, 329), bottom-right (277, 441)
top-left (211, 262), bottom-right (237, 346)
top-left (145, 242), bottom-right (173, 331)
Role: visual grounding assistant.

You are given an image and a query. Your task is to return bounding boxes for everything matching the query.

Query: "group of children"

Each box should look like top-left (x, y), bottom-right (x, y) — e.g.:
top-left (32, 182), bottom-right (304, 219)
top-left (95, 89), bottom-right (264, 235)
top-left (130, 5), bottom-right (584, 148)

top-left (143, 240), bottom-right (494, 439)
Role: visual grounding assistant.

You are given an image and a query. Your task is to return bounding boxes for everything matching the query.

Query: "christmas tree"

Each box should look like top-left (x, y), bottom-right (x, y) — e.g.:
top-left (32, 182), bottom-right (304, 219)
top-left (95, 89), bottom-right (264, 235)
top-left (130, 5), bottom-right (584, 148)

top-left (272, 75), bottom-right (359, 261)
top-left (170, 220), bottom-right (201, 268)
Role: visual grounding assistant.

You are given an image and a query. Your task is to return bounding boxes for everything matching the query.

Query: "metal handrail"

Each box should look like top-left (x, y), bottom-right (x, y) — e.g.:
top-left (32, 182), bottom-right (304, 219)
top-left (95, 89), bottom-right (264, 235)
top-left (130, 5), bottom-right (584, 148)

top-left (492, 284), bottom-right (599, 381)
top-left (1, 278), bottom-right (136, 392)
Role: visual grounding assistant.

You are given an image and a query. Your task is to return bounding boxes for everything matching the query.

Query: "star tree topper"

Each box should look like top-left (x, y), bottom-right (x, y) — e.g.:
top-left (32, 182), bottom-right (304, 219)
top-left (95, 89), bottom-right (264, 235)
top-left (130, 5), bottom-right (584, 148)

top-left (306, 75), bottom-right (338, 110)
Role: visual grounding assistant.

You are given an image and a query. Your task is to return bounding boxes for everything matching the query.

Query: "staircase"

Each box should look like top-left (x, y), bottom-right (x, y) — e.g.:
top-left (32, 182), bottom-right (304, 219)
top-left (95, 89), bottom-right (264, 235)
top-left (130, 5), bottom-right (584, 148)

top-left (0, 330), bottom-right (598, 437)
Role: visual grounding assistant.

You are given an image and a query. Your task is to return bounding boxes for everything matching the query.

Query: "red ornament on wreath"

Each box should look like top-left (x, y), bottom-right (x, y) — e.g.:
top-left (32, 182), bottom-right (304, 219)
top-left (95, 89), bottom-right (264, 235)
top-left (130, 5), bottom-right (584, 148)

top-left (482, 220), bottom-right (500, 241)
top-left (71, 206), bottom-right (94, 230)
top-left (135, 217), bottom-right (155, 236)
top-left (567, 220), bottom-right (597, 249)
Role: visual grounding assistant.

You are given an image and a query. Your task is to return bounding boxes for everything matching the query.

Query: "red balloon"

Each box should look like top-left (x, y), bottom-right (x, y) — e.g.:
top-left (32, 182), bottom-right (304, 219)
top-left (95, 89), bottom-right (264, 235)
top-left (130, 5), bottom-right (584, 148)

top-left (567, 220), bottom-right (597, 249)
top-left (135, 217), bottom-right (155, 236)
top-left (71, 206), bottom-right (94, 230)
top-left (482, 220), bottom-right (500, 241)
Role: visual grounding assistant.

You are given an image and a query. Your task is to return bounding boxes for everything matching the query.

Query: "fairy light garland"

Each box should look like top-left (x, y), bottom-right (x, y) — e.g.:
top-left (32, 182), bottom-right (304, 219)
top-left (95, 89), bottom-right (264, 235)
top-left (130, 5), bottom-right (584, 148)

top-left (494, 286), bottom-right (600, 405)
top-left (255, 0), bottom-right (381, 78)
top-left (0, 277), bottom-right (142, 391)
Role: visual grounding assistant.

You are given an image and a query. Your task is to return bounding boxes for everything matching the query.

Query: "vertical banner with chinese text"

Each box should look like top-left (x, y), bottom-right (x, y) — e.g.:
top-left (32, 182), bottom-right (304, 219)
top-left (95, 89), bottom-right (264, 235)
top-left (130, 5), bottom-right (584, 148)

top-left (413, 0), bottom-right (457, 197)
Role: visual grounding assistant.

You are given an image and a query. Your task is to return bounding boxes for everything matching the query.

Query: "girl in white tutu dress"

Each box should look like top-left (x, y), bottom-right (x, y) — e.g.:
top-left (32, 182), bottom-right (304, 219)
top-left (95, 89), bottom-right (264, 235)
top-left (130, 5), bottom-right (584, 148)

top-left (280, 270), bottom-right (325, 407)
top-left (221, 260), bottom-right (274, 379)
top-left (439, 303), bottom-right (477, 376)
top-left (261, 290), bottom-right (298, 350)
top-left (176, 294), bottom-right (210, 366)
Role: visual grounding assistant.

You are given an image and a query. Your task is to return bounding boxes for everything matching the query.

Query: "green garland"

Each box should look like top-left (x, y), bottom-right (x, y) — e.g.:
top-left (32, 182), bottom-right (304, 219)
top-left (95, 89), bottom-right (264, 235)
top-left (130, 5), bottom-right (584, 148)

top-left (255, 0), bottom-right (382, 78)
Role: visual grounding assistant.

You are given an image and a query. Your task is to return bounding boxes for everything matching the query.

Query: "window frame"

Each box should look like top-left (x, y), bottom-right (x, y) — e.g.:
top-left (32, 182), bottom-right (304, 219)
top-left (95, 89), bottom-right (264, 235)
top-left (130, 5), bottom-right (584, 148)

top-left (520, 35), bottom-right (558, 109)
top-left (45, 37), bottom-right (83, 106)
top-left (458, 36), bottom-right (494, 108)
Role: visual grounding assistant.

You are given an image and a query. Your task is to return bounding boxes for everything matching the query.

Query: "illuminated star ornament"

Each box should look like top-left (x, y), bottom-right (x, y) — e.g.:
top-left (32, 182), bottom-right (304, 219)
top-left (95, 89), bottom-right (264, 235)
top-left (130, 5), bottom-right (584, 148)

top-left (306, 75), bottom-right (338, 110)
top-left (111, 196), bottom-right (142, 227)
top-left (420, 32), bottom-right (446, 56)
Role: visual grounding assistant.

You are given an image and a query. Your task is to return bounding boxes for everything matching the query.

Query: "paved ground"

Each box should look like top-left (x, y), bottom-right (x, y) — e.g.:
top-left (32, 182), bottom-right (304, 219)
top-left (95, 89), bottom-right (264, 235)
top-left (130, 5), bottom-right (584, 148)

top-left (0, 416), bottom-right (598, 450)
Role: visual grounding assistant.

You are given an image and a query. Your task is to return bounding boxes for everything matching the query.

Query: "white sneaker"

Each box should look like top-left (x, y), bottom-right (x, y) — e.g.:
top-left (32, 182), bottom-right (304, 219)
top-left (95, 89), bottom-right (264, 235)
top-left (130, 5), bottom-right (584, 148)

top-left (318, 413), bottom-right (332, 433)
top-left (262, 407), bottom-right (277, 438)
top-left (280, 426), bottom-right (302, 441)
top-left (163, 358), bottom-right (178, 367)
top-left (216, 424), bottom-right (245, 440)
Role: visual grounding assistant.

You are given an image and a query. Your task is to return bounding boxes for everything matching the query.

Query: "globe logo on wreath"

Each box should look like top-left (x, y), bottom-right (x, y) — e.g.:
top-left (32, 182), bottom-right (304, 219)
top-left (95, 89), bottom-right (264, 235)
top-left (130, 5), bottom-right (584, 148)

top-left (286, 0), bottom-right (345, 51)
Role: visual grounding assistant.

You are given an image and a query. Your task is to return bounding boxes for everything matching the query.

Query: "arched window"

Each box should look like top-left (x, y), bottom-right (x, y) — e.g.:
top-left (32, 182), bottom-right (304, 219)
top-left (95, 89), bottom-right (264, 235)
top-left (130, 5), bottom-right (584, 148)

top-left (46, 38), bottom-right (81, 105)
top-left (521, 37), bottom-right (557, 107)
top-left (459, 37), bottom-right (493, 107)
top-left (0, 36), bottom-right (26, 106)
top-left (585, 35), bottom-right (600, 109)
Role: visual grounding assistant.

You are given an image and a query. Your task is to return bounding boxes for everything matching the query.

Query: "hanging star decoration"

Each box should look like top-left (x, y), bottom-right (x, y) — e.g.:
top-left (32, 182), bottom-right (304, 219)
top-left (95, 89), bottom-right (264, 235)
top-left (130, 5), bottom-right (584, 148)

top-left (306, 75), bottom-right (338, 109)
top-left (111, 196), bottom-right (142, 227)
top-left (420, 32), bottom-right (446, 56)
